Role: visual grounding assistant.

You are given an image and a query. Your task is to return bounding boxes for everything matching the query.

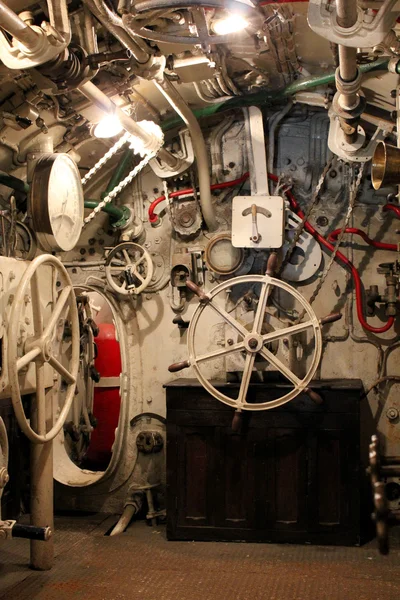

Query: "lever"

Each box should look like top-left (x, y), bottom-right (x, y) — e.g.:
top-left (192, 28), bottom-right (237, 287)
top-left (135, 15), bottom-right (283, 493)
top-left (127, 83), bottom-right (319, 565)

top-left (251, 204), bottom-right (261, 243)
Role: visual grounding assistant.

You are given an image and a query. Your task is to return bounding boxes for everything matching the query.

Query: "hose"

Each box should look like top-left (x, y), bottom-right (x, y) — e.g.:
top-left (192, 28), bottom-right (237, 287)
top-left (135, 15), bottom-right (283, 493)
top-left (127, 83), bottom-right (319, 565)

top-left (383, 203), bottom-right (400, 219)
top-left (0, 173), bottom-right (29, 194)
top-left (161, 58), bottom-right (390, 132)
top-left (84, 200), bottom-right (125, 220)
top-left (328, 228), bottom-right (397, 251)
top-left (148, 172), bottom-right (250, 223)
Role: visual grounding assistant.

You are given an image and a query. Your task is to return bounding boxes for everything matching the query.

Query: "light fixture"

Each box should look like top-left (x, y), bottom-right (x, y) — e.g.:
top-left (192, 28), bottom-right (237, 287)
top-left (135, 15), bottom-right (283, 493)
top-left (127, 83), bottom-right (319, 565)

top-left (212, 13), bottom-right (248, 36)
top-left (93, 114), bottom-right (124, 139)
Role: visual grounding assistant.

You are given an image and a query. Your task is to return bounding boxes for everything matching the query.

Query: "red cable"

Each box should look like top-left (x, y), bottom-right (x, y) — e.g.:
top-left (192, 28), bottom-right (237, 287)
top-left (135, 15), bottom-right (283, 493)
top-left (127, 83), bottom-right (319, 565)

top-left (267, 173), bottom-right (395, 334)
top-left (328, 227), bottom-right (397, 251)
top-left (148, 172), bottom-right (250, 223)
top-left (383, 203), bottom-right (400, 219)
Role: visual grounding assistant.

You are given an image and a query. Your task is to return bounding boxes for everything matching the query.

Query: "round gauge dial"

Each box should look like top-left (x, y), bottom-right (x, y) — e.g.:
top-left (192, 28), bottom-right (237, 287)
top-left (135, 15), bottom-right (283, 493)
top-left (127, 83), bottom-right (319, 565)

top-left (205, 233), bottom-right (244, 275)
top-left (30, 154), bottom-right (84, 252)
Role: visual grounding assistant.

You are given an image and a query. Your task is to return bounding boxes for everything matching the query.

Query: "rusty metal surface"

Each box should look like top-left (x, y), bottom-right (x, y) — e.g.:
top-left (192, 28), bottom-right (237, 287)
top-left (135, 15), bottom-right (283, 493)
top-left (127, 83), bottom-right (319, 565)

top-left (0, 516), bottom-right (400, 600)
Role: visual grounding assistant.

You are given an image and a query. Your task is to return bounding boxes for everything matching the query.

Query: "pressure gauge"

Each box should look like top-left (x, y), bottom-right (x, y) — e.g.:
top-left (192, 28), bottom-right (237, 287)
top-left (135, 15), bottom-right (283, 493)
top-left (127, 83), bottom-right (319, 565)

top-left (29, 154), bottom-right (84, 252)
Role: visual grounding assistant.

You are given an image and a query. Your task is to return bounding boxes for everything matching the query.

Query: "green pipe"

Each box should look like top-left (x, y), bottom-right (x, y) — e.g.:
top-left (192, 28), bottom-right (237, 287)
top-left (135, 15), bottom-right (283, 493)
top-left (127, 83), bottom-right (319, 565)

top-left (84, 200), bottom-right (125, 220)
top-left (105, 147), bottom-right (132, 195)
top-left (0, 174), bottom-right (29, 194)
top-left (161, 58), bottom-right (390, 132)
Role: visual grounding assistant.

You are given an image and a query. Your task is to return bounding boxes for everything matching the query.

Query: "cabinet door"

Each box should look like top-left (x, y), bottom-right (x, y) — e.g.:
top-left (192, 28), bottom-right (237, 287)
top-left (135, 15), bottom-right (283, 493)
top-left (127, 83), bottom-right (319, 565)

top-left (307, 428), bottom-right (360, 540)
top-left (264, 427), bottom-right (308, 532)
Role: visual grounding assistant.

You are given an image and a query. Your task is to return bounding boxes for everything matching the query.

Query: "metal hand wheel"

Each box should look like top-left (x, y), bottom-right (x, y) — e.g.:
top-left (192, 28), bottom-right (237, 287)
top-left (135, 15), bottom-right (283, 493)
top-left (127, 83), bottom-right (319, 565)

top-left (8, 254), bottom-right (79, 444)
top-left (123, 1), bottom-right (263, 47)
top-left (169, 275), bottom-right (341, 410)
top-left (105, 242), bottom-right (153, 296)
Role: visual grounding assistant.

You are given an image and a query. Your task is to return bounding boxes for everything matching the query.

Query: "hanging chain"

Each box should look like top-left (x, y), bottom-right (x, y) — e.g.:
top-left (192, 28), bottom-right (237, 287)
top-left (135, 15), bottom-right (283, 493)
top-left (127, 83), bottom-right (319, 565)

top-left (278, 158), bottom-right (333, 275)
top-left (83, 151), bottom-right (156, 225)
top-left (81, 132), bottom-right (132, 187)
top-left (295, 162), bottom-right (365, 322)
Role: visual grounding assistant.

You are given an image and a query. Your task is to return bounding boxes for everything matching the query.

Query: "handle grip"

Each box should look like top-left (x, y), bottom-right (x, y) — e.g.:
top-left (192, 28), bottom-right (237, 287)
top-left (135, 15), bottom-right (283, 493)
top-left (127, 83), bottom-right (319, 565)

top-left (266, 252), bottom-right (278, 277)
top-left (232, 410), bottom-right (243, 433)
top-left (304, 387), bottom-right (323, 405)
top-left (12, 523), bottom-right (52, 541)
top-left (185, 280), bottom-right (209, 302)
top-left (320, 312), bottom-right (342, 326)
top-left (168, 360), bottom-right (190, 373)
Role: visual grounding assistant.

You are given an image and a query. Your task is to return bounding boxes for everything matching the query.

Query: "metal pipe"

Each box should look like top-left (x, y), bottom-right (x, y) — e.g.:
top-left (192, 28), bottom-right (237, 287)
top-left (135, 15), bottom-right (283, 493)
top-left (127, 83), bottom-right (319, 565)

top-left (0, 1), bottom-right (39, 49)
top-left (154, 76), bottom-right (217, 231)
top-left (78, 81), bottom-right (180, 170)
top-left (30, 390), bottom-right (54, 570)
top-left (336, 0), bottom-right (358, 27)
top-left (338, 46), bottom-right (358, 83)
top-left (82, 0), bottom-right (150, 64)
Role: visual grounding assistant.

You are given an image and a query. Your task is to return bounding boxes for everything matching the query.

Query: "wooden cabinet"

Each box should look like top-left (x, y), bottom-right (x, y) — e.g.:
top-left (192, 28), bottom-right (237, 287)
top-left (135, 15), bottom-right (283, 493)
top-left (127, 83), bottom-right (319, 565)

top-left (166, 379), bottom-right (364, 546)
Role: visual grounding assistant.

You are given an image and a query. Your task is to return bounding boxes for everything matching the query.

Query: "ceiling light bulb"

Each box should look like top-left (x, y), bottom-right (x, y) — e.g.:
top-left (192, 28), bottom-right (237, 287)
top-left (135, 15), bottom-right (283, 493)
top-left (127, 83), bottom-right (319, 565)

top-left (212, 14), bottom-right (248, 36)
top-left (93, 114), bottom-right (124, 139)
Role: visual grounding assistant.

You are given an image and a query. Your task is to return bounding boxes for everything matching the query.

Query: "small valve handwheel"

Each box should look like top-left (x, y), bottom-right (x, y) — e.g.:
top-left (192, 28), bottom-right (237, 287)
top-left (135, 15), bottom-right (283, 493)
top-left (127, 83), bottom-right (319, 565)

top-left (169, 275), bottom-right (329, 411)
top-left (105, 242), bottom-right (154, 296)
top-left (8, 254), bottom-right (79, 444)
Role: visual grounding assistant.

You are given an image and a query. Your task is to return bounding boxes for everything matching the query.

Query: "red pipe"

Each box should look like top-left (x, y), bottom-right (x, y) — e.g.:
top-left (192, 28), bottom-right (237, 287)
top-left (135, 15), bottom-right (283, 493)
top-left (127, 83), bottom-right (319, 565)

top-left (328, 228), bottom-right (397, 251)
top-left (148, 172), bottom-right (250, 223)
top-left (383, 203), bottom-right (400, 219)
top-left (267, 173), bottom-right (395, 334)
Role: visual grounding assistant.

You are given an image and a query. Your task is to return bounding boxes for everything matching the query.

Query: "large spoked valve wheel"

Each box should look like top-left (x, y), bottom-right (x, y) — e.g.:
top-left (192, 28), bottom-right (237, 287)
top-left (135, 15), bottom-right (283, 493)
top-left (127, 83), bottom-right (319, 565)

top-left (169, 275), bottom-right (341, 411)
top-left (8, 254), bottom-right (79, 444)
top-left (105, 242), bottom-right (154, 296)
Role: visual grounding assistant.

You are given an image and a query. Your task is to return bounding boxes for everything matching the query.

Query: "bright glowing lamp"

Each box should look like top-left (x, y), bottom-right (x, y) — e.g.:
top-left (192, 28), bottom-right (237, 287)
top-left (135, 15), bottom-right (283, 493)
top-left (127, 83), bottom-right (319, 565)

top-left (212, 13), bottom-right (248, 35)
top-left (93, 114), bottom-right (124, 139)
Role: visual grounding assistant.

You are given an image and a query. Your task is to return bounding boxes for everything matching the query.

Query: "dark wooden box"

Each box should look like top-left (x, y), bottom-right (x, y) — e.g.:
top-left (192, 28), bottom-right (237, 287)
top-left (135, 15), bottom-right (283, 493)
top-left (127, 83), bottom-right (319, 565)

top-left (166, 379), bottom-right (365, 546)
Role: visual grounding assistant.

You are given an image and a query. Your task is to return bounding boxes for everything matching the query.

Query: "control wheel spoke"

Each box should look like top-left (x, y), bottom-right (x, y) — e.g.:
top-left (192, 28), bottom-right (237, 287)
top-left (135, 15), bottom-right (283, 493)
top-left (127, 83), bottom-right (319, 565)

top-left (208, 302), bottom-right (248, 338)
top-left (48, 356), bottom-right (76, 385)
top-left (252, 281), bottom-right (270, 334)
top-left (262, 321), bottom-right (313, 344)
top-left (258, 347), bottom-right (302, 387)
top-left (42, 285), bottom-right (71, 341)
top-left (122, 249), bottom-right (132, 265)
top-left (30, 271), bottom-right (44, 337)
top-left (17, 346), bottom-right (41, 371)
top-left (196, 341), bottom-right (245, 363)
top-left (237, 353), bottom-right (256, 406)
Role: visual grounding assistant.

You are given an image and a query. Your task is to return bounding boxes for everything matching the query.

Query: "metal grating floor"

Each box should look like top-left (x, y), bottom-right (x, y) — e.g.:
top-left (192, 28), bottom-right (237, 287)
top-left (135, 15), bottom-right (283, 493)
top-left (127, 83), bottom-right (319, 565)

top-left (1, 515), bottom-right (400, 600)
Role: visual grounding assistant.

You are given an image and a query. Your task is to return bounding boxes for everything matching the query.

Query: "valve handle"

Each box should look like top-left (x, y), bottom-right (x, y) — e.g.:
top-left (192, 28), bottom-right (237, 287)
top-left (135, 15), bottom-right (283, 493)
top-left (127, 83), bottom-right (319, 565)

top-left (168, 360), bottom-right (190, 373)
top-left (185, 280), bottom-right (209, 302)
top-left (320, 312), bottom-right (342, 326)
top-left (304, 387), bottom-right (323, 405)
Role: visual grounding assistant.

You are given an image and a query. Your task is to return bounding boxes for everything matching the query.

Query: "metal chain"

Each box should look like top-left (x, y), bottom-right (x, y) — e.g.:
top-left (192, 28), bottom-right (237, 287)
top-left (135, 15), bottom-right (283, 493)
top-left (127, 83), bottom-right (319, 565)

top-left (278, 159), bottom-right (333, 275)
top-left (81, 132), bottom-right (132, 187)
top-left (83, 151), bottom-right (156, 225)
top-left (295, 162), bottom-right (365, 322)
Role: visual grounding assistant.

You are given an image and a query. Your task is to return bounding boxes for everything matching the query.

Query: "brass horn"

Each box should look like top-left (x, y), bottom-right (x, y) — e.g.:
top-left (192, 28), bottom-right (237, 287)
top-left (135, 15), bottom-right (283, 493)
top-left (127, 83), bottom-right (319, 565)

top-left (372, 142), bottom-right (400, 190)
